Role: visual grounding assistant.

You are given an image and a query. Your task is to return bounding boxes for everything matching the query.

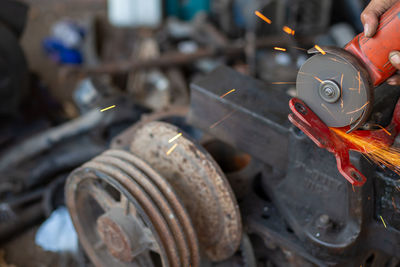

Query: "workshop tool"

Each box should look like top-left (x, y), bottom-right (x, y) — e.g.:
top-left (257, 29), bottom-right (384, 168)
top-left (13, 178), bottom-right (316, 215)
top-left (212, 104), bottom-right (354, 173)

top-left (291, 2), bottom-right (400, 186)
top-left (296, 1), bottom-right (400, 132)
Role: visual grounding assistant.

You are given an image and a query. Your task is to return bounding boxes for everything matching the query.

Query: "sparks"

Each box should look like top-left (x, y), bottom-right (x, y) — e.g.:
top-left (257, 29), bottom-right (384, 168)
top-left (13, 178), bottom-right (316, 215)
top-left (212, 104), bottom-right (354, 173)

top-left (210, 110), bottom-right (236, 129)
top-left (168, 133), bottom-right (182, 143)
top-left (357, 71), bottom-right (361, 94)
top-left (352, 184), bottom-right (355, 192)
top-left (331, 128), bottom-right (400, 175)
top-left (329, 57), bottom-right (347, 64)
top-left (271, 82), bottom-right (296, 84)
top-left (314, 45), bottom-right (326, 55)
top-left (282, 26), bottom-right (295, 35)
top-left (166, 143), bottom-right (178, 155)
top-left (380, 216), bottom-right (387, 228)
top-left (313, 76), bottom-right (325, 84)
top-left (254, 11), bottom-right (271, 24)
top-left (340, 74), bottom-right (344, 109)
top-left (374, 124), bottom-right (391, 136)
top-left (346, 101), bottom-right (369, 114)
top-left (291, 46), bottom-right (307, 51)
top-left (274, 47), bottom-right (287, 51)
top-left (220, 89), bottom-right (236, 98)
top-left (100, 105), bottom-right (116, 112)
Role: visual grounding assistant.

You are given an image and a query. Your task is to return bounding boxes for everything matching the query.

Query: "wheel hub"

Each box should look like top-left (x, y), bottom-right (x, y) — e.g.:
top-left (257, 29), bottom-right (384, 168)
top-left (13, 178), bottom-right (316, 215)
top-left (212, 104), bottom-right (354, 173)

top-left (97, 208), bottom-right (144, 262)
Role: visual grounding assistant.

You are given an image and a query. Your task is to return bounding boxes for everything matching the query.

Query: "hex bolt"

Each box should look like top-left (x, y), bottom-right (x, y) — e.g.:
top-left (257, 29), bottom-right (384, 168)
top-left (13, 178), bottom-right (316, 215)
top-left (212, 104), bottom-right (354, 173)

top-left (319, 214), bottom-right (330, 225)
top-left (318, 80), bottom-right (341, 103)
top-left (316, 214), bottom-right (332, 229)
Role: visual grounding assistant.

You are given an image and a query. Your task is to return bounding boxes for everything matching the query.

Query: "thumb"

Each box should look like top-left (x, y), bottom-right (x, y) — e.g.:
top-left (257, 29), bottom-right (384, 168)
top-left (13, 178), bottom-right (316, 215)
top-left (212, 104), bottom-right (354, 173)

top-left (361, 0), bottom-right (396, 37)
top-left (389, 51), bottom-right (400, 70)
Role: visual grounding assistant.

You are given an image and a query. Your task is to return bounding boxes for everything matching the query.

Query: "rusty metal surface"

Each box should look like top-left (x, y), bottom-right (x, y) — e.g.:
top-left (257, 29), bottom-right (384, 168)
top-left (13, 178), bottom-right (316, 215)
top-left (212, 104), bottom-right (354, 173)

top-left (66, 148), bottom-right (201, 267)
top-left (66, 165), bottom-right (170, 267)
top-left (62, 35), bottom-right (298, 76)
top-left (101, 150), bottom-right (200, 266)
top-left (91, 155), bottom-right (190, 267)
top-left (188, 65), bottom-right (291, 171)
top-left (129, 121), bottom-right (242, 261)
top-left (111, 106), bottom-right (189, 150)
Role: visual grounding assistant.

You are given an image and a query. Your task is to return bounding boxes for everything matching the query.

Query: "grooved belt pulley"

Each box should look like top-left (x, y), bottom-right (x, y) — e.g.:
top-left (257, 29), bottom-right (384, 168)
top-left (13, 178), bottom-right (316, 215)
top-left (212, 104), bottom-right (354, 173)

top-left (65, 121), bottom-right (242, 266)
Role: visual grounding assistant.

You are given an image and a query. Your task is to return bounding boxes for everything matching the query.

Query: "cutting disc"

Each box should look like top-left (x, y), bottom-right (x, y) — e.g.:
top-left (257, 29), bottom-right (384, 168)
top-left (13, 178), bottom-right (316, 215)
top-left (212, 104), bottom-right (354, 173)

top-left (296, 47), bottom-right (373, 130)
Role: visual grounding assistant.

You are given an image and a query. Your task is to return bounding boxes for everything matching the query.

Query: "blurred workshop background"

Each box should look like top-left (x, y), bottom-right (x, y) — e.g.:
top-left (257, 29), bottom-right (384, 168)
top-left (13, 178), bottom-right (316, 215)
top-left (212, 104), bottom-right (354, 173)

top-left (0, 0), bottom-right (396, 267)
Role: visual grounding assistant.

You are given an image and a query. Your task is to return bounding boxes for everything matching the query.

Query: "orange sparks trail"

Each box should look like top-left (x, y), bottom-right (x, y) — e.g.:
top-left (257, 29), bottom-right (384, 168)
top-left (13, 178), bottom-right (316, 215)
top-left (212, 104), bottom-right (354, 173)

top-left (254, 11), bottom-right (271, 24)
top-left (220, 89), bottom-right (236, 98)
top-left (313, 76), bottom-right (325, 84)
top-left (314, 45), bottom-right (326, 55)
top-left (340, 74), bottom-right (344, 109)
top-left (292, 46), bottom-right (307, 51)
top-left (374, 124), bottom-right (391, 136)
top-left (357, 71), bottom-right (361, 94)
top-left (283, 26), bottom-right (295, 35)
top-left (346, 101), bottom-right (369, 114)
top-left (210, 110), bottom-right (236, 129)
top-left (271, 82), bottom-right (296, 84)
top-left (274, 47), bottom-right (286, 51)
top-left (331, 128), bottom-right (400, 175)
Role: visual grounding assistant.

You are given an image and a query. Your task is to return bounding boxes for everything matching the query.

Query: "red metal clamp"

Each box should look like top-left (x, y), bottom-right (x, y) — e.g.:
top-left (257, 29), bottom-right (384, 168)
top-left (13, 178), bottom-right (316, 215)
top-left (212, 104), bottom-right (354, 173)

top-left (288, 98), bottom-right (400, 186)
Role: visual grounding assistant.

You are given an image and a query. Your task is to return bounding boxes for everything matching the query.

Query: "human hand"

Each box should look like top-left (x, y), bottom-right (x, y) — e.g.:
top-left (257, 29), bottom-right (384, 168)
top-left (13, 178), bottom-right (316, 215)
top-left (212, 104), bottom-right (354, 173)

top-left (361, 0), bottom-right (400, 85)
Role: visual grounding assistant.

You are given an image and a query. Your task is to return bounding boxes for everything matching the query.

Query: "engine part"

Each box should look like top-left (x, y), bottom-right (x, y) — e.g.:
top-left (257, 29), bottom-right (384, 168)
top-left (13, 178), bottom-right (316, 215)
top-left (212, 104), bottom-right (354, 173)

top-left (66, 121), bottom-right (242, 266)
top-left (129, 121), bottom-right (242, 261)
top-left (0, 175), bottom-right (66, 242)
top-left (66, 149), bottom-right (199, 267)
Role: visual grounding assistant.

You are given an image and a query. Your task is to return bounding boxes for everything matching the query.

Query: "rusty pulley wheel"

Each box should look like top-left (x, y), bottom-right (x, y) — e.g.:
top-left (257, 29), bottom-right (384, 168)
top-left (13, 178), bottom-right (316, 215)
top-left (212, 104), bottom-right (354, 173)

top-left (129, 121), bottom-right (242, 261)
top-left (65, 150), bottom-right (200, 267)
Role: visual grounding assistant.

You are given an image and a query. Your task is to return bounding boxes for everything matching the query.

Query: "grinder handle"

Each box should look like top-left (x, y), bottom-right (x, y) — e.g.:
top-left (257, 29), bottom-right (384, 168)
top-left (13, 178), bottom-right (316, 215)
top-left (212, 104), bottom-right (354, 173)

top-left (345, 1), bottom-right (400, 86)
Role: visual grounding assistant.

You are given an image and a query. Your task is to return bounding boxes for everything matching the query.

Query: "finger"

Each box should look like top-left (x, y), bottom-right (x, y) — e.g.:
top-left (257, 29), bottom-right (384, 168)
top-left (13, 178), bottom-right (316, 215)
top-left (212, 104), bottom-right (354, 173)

top-left (361, 9), bottom-right (379, 37)
top-left (387, 74), bottom-right (400, 85)
top-left (389, 51), bottom-right (400, 70)
top-left (361, 0), bottom-right (397, 37)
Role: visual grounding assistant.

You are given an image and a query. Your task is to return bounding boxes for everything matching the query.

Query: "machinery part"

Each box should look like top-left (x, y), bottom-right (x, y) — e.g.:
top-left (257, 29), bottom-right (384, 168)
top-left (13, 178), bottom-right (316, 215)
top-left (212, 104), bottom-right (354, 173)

top-left (0, 96), bottom-right (143, 171)
top-left (188, 65), bottom-right (290, 171)
top-left (66, 149), bottom-right (200, 267)
top-left (239, 233), bottom-right (257, 267)
top-left (202, 139), bottom-right (262, 200)
top-left (63, 35), bottom-right (306, 76)
top-left (188, 65), bottom-right (400, 265)
top-left (288, 97), bottom-right (400, 186)
top-left (296, 46), bottom-right (372, 130)
top-left (0, 175), bottom-right (66, 242)
top-left (129, 121), bottom-right (242, 261)
top-left (0, 110), bottom-right (103, 171)
top-left (112, 106), bottom-right (189, 149)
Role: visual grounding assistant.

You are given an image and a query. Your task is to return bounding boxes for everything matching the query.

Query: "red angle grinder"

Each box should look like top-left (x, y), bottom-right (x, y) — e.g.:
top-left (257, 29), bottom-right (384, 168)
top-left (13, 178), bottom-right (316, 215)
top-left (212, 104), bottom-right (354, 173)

top-left (289, 1), bottom-right (400, 186)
